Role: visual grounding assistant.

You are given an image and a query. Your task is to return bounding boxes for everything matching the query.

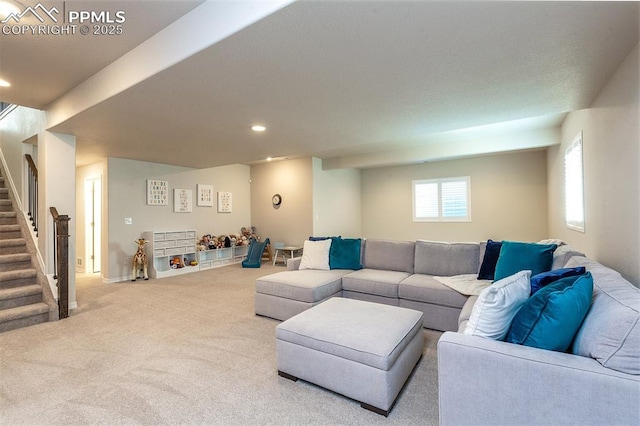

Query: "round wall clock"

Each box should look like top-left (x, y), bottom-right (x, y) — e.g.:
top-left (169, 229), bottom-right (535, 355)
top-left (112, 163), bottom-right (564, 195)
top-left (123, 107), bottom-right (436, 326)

top-left (272, 194), bottom-right (282, 206)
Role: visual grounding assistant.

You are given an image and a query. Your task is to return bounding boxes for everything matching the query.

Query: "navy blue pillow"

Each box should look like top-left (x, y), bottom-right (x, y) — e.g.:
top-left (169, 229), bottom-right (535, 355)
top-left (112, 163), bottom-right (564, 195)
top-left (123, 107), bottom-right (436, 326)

top-left (309, 236), bottom-right (340, 241)
top-left (530, 267), bottom-right (587, 295)
top-left (477, 239), bottom-right (502, 280)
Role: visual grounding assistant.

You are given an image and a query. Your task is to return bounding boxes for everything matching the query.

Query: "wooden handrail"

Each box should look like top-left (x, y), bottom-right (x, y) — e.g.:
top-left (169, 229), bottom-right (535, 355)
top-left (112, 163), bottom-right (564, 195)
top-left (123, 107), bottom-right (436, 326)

top-left (25, 154), bottom-right (38, 179)
top-left (50, 207), bottom-right (70, 319)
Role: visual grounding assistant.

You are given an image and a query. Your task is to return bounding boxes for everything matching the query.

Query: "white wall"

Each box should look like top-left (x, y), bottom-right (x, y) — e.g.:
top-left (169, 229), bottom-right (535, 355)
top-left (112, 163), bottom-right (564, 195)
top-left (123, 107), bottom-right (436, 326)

top-left (362, 150), bottom-right (550, 243)
top-left (312, 157), bottom-right (362, 238)
top-left (0, 106), bottom-right (46, 208)
top-left (548, 44), bottom-right (639, 286)
top-left (38, 131), bottom-right (77, 308)
top-left (105, 158), bottom-right (251, 282)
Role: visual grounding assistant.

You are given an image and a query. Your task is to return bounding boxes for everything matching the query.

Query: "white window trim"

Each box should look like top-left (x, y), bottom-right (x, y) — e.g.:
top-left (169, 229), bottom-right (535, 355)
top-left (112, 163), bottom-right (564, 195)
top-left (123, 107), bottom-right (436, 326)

top-left (565, 131), bottom-right (585, 233)
top-left (412, 176), bottom-right (471, 222)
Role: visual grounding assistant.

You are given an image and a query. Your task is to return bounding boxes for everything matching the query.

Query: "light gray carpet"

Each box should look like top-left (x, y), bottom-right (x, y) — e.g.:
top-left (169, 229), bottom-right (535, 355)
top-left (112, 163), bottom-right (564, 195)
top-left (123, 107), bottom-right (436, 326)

top-left (0, 263), bottom-right (441, 425)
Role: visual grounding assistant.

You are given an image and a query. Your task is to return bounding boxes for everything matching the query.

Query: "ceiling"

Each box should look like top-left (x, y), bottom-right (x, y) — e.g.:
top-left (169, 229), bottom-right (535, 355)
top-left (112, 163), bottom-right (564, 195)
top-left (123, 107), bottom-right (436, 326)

top-left (1, 1), bottom-right (638, 169)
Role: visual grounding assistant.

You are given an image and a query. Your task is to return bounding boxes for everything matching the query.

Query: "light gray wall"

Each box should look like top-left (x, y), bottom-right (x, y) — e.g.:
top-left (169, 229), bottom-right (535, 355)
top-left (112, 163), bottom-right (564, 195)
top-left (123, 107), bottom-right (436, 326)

top-left (250, 158), bottom-right (314, 246)
top-left (548, 44), bottom-right (639, 286)
top-left (312, 157), bottom-right (362, 238)
top-left (105, 157), bottom-right (251, 282)
top-left (361, 150), bottom-right (550, 243)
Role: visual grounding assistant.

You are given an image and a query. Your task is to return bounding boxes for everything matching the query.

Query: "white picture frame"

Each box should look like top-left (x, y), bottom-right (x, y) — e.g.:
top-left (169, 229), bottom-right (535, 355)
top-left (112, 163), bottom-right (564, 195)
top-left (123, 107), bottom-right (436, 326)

top-left (217, 191), bottom-right (232, 213)
top-left (174, 189), bottom-right (193, 213)
top-left (197, 184), bottom-right (214, 207)
top-left (147, 179), bottom-right (168, 205)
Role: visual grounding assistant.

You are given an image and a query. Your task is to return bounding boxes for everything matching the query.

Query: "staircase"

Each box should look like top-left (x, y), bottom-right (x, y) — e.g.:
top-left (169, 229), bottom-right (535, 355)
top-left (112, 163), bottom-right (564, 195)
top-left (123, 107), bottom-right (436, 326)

top-left (0, 175), bottom-right (57, 333)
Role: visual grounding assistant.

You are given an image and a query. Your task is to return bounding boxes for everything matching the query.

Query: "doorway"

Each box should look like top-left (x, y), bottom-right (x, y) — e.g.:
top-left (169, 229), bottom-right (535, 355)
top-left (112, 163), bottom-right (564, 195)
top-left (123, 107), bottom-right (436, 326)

top-left (84, 176), bottom-right (102, 273)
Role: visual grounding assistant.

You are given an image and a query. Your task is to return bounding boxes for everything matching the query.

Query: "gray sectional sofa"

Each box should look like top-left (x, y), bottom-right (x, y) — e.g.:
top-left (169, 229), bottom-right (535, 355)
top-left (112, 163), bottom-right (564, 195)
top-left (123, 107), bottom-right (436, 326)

top-left (255, 238), bottom-right (580, 331)
top-left (256, 238), bottom-right (640, 425)
top-left (439, 255), bottom-right (640, 426)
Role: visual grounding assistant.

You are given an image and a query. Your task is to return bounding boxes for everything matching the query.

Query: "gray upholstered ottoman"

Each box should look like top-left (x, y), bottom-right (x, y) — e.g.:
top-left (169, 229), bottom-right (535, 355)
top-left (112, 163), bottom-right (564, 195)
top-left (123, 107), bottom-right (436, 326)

top-left (276, 298), bottom-right (424, 416)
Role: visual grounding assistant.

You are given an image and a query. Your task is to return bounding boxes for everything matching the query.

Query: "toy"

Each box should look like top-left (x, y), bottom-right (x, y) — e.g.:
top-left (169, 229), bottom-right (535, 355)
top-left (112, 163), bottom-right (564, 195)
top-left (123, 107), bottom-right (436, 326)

top-left (131, 238), bottom-right (149, 281)
top-left (170, 257), bottom-right (183, 269)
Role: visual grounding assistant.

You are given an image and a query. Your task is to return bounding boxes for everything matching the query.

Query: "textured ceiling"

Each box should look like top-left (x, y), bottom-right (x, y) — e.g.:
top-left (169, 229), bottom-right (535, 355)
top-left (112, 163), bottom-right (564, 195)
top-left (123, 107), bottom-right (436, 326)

top-left (2, 1), bottom-right (639, 169)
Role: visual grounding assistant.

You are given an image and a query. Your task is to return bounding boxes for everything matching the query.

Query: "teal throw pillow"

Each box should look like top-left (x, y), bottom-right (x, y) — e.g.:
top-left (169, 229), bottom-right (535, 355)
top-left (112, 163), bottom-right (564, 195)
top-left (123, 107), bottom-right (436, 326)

top-left (329, 238), bottom-right (362, 270)
top-left (506, 272), bottom-right (593, 352)
top-left (493, 241), bottom-right (558, 282)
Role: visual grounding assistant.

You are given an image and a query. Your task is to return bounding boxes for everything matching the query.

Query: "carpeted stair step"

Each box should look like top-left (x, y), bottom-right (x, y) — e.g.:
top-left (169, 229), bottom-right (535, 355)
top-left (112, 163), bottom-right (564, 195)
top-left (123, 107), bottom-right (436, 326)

top-left (0, 268), bottom-right (37, 289)
top-left (0, 284), bottom-right (43, 310)
top-left (0, 224), bottom-right (22, 240)
top-left (0, 253), bottom-right (32, 272)
top-left (0, 211), bottom-right (17, 225)
top-left (0, 238), bottom-right (27, 255)
top-left (0, 302), bottom-right (49, 333)
top-left (0, 200), bottom-right (13, 212)
top-left (0, 188), bottom-right (8, 200)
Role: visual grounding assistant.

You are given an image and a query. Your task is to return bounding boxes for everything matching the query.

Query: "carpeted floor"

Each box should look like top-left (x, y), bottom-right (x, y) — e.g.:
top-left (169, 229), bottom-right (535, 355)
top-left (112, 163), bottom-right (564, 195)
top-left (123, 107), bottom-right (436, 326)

top-left (0, 263), bottom-right (442, 425)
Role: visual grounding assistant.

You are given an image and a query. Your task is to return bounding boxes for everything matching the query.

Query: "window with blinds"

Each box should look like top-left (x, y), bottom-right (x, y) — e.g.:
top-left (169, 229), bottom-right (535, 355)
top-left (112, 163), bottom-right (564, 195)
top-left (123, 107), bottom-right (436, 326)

top-left (565, 132), bottom-right (585, 232)
top-left (412, 177), bottom-right (471, 222)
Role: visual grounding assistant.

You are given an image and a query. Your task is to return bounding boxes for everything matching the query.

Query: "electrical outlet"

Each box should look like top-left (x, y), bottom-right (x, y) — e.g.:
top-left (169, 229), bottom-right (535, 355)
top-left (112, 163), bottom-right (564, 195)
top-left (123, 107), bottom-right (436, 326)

top-left (124, 217), bottom-right (133, 225)
top-left (77, 258), bottom-right (83, 266)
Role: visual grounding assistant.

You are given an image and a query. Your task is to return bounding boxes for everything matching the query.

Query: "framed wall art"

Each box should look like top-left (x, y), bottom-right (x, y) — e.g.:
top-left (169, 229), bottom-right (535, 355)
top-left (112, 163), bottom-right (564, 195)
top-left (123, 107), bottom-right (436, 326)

top-left (147, 179), bottom-right (168, 205)
top-left (197, 184), bottom-right (214, 207)
top-left (217, 191), bottom-right (232, 213)
top-left (174, 188), bottom-right (193, 213)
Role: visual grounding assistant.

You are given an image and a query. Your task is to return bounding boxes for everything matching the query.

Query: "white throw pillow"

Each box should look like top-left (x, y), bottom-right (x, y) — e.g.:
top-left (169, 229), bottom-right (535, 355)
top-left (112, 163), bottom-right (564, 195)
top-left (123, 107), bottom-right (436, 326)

top-left (299, 239), bottom-right (332, 270)
top-left (464, 270), bottom-right (531, 340)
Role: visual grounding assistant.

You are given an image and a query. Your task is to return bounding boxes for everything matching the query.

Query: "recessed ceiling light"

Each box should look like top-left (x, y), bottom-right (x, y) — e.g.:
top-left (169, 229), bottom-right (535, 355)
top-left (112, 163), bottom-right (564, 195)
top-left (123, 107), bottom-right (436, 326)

top-left (266, 157), bottom-right (273, 161)
top-left (251, 125), bottom-right (266, 132)
top-left (0, 79), bottom-right (10, 87)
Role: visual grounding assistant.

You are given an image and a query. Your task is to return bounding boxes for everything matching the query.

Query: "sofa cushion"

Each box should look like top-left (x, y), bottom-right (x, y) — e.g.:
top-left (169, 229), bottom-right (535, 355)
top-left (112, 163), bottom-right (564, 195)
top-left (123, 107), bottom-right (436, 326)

top-left (255, 270), bottom-right (348, 303)
top-left (494, 241), bottom-right (557, 281)
top-left (299, 239), bottom-right (332, 270)
top-left (399, 274), bottom-right (470, 308)
top-left (529, 266), bottom-right (586, 295)
top-left (463, 270), bottom-right (531, 340)
top-left (342, 269), bottom-right (410, 298)
top-left (477, 239), bottom-right (502, 280)
top-left (458, 295), bottom-right (478, 332)
top-left (506, 273), bottom-right (593, 352)
top-left (414, 241), bottom-right (480, 276)
top-left (329, 237), bottom-right (362, 270)
top-left (551, 245), bottom-right (586, 270)
top-left (362, 239), bottom-right (415, 273)
top-left (566, 257), bottom-right (640, 375)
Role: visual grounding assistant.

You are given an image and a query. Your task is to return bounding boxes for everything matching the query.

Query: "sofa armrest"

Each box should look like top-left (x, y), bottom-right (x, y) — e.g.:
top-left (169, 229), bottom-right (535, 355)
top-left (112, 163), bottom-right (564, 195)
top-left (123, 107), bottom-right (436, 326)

top-left (437, 332), bottom-right (640, 426)
top-left (286, 256), bottom-right (302, 271)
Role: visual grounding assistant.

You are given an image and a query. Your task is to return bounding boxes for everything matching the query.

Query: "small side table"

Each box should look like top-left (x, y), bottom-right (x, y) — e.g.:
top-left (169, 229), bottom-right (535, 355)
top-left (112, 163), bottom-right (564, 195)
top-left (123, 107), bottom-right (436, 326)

top-left (273, 246), bottom-right (302, 266)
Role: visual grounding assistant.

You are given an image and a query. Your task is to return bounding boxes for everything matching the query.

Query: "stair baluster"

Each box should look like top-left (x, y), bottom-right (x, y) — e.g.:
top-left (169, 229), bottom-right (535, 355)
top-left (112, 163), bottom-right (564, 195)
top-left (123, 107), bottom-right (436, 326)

top-left (25, 155), bottom-right (38, 236)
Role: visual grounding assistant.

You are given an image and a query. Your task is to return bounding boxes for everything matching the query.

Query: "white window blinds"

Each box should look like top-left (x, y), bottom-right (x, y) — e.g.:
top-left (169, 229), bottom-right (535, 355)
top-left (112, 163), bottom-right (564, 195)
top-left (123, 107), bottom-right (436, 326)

top-left (565, 132), bottom-right (585, 232)
top-left (413, 177), bottom-right (471, 222)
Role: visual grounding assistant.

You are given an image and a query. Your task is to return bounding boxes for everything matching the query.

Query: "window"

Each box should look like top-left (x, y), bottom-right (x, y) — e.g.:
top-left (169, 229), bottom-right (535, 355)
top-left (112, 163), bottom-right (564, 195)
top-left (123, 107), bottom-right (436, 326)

top-left (565, 132), bottom-right (585, 232)
top-left (413, 177), bottom-right (471, 222)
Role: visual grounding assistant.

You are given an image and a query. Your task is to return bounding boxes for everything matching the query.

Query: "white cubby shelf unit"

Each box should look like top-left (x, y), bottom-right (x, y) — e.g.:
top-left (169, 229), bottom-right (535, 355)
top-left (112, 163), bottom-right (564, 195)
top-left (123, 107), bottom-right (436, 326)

top-left (198, 245), bottom-right (249, 270)
top-left (146, 230), bottom-right (199, 278)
